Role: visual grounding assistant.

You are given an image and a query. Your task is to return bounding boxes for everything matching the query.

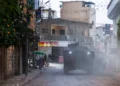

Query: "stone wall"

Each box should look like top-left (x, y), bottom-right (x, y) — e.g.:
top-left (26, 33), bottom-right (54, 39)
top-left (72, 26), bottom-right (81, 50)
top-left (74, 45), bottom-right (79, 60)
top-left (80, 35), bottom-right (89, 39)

top-left (6, 46), bottom-right (15, 78)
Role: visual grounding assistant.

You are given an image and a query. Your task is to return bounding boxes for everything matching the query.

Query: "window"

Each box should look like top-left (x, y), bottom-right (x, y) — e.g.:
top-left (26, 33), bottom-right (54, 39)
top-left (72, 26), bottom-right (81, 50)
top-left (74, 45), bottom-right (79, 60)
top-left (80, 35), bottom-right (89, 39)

top-left (42, 29), bottom-right (48, 34)
top-left (52, 29), bottom-right (55, 34)
top-left (60, 29), bottom-right (65, 35)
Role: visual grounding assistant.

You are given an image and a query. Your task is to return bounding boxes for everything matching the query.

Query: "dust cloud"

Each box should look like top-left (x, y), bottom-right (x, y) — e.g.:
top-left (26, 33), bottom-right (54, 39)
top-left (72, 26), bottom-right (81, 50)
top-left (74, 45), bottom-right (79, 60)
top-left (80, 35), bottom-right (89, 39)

top-left (94, 39), bottom-right (120, 75)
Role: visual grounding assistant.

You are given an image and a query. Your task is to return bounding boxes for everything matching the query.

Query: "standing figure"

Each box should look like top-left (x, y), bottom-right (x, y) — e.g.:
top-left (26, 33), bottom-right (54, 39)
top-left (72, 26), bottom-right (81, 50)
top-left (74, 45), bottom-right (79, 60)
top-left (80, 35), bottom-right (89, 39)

top-left (43, 54), bottom-right (47, 67)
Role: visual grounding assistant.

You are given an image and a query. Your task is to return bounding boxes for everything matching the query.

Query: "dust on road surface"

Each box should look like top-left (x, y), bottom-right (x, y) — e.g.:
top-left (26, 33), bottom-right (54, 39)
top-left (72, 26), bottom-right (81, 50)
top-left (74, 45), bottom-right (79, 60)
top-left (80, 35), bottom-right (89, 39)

top-left (24, 63), bottom-right (120, 86)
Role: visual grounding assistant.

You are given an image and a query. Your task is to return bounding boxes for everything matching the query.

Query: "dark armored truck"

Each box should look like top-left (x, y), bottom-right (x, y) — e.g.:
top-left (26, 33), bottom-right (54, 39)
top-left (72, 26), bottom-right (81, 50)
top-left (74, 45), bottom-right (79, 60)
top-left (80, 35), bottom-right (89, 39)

top-left (63, 42), bottom-right (95, 74)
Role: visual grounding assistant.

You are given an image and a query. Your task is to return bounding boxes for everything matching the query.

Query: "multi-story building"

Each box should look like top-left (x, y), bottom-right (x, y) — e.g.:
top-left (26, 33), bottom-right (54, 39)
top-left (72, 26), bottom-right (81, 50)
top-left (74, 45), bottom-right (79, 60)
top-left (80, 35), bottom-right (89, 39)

top-left (36, 1), bottom-right (95, 62)
top-left (107, 0), bottom-right (120, 36)
top-left (60, 1), bottom-right (95, 23)
top-left (95, 24), bottom-right (113, 53)
top-left (95, 24), bottom-right (120, 71)
top-left (107, 0), bottom-right (120, 71)
top-left (60, 1), bottom-right (96, 46)
top-left (38, 19), bottom-right (92, 62)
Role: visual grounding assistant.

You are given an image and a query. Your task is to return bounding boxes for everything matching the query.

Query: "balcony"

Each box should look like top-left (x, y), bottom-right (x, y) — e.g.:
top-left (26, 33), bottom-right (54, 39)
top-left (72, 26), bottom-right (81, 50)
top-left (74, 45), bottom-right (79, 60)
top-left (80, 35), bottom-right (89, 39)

top-left (40, 35), bottom-right (69, 41)
top-left (107, 0), bottom-right (120, 19)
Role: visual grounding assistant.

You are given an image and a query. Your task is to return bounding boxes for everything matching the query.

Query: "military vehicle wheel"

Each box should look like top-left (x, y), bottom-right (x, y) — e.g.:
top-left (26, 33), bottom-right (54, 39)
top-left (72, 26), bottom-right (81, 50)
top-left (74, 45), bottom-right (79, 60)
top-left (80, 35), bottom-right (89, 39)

top-left (64, 69), bottom-right (68, 74)
top-left (64, 66), bottom-right (69, 74)
top-left (87, 66), bottom-right (94, 74)
top-left (88, 70), bottom-right (94, 74)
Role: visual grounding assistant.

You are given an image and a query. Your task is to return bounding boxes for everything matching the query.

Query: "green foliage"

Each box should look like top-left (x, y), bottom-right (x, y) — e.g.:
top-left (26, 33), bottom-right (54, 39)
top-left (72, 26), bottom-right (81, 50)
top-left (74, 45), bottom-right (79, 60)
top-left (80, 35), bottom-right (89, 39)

top-left (117, 20), bottom-right (120, 40)
top-left (27, 0), bottom-right (34, 9)
top-left (0, 0), bottom-right (33, 47)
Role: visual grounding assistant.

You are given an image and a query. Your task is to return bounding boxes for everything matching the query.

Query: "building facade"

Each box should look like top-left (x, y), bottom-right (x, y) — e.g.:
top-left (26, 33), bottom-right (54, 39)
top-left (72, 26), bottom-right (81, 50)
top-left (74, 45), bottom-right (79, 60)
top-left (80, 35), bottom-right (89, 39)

top-left (60, 1), bottom-right (95, 23)
top-left (38, 19), bottom-right (92, 62)
top-left (107, 0), bottom-right (120, 71)
top-left (0, 0), bottom-right (40, 81)
top-left (95, 24), bottom-right (114, 52)
top-left (95, 24), bottom-right (120, 71)
top-left (107, 0), bottom-right (120, 36)
top-left (41, 9), bottom-right (57, 19)
top-left (60, 1), bottom-right (96, 46)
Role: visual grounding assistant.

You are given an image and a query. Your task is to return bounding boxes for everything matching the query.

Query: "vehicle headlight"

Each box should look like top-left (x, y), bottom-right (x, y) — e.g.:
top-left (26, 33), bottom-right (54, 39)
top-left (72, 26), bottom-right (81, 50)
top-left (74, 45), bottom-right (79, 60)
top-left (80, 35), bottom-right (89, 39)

top-left (69, 51), bottom-right (72, 54)
top-left (87, 51), bottom-right (91, 55)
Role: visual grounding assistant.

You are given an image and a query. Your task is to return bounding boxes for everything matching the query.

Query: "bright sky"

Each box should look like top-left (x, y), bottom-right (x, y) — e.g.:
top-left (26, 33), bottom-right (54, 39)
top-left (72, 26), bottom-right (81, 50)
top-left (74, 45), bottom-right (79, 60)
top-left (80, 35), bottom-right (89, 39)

top-left (41, 0), bottom-right (113, 25)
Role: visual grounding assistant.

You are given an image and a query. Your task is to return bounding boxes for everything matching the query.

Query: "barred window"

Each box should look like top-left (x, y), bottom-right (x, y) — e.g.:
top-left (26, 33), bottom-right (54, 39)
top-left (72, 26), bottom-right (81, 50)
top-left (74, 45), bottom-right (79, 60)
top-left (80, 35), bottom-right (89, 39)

top-left (60, 29), bottom-right (65, 35)
top-left (52, 29), bottom-right (55, 34)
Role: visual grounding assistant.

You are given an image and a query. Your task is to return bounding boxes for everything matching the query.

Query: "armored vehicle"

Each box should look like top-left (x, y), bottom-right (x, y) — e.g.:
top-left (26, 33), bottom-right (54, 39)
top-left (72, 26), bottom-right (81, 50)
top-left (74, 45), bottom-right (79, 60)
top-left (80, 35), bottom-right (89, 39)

top-left (63, 42), bottom-right (95, 74)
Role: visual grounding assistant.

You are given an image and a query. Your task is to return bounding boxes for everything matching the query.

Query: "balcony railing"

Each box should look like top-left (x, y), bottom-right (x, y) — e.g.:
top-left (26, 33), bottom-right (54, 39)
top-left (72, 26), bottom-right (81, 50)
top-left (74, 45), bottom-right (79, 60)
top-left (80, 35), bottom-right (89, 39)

top-left (40, 35), bottom-right (69, 41)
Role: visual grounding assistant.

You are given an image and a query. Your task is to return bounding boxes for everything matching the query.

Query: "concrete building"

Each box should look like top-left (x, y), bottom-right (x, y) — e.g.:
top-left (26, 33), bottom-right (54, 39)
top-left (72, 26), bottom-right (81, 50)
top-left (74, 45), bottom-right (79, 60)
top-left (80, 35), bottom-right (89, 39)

top-left (107, 0), bottom-right (120, 36)
top-left (60, 1), bottom-right (96, 46)
top-left (107, 0), bottom-right (120, 71)
top-left (95, 24), bottom-right (120, 71)
top-left (41, 9), bottom-right (57, 19)
top-left (60, 1), bottom-right (95, 23)
top-left (107, 0), bottom-right (120, 47)
top-left (38, 19), bottom-right (92, 62)
top-left (95, 24), bottom-right (114, 53)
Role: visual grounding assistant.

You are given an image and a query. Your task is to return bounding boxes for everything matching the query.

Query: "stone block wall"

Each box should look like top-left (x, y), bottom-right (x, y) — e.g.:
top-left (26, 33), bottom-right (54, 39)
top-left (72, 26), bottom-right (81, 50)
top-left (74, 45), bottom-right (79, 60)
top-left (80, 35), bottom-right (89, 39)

top-left (6, 46), bottom-right (15, 78)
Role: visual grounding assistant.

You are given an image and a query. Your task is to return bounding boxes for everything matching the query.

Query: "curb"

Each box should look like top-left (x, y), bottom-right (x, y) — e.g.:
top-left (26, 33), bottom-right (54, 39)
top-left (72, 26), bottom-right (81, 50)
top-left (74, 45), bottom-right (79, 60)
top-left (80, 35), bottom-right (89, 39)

top-left (0, 70), bottom-right (41, 86)
top-left (21, 71), bottom-right (41, 86)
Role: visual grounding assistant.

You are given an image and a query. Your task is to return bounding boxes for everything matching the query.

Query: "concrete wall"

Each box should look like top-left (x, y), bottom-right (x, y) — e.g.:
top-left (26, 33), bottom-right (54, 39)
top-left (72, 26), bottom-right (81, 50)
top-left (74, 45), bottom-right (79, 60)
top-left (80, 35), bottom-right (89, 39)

top-left (61, 1), bottom-right (96, 24)
top-left (51, 24), bottom-right (68, 35)
top-left (38, 19), bottom-right (93, 60)
top-left (39, 19), bottom-right (91, 43)
top-left (113, 15), bottom-right (120, 36)
top-left (60, 1), bottom-right (96, 46)
top-left (42, 9), bottom-right (57, 19)
top-left (61, 1), bottom-right (89, 22)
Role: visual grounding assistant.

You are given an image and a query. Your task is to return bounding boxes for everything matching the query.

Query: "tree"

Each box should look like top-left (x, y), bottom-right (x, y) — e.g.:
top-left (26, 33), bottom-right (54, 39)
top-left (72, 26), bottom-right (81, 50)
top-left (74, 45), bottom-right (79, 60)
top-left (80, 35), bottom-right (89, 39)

top-left (0, 0), bottom-right (33, 47)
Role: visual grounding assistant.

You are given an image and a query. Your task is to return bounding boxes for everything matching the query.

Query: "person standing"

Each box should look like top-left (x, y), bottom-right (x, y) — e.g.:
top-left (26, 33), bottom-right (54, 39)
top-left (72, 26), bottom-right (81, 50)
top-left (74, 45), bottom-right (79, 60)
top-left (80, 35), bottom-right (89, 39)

top-left (48, 54), bottom-right (52, 62)
top-left (43, 55), bottom-right (47, 67)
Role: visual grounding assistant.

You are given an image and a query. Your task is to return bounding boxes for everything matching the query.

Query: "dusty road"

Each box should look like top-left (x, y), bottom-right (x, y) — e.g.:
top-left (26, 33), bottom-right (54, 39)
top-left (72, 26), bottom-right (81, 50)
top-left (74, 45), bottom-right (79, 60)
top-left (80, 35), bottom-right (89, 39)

top-left (24, 63), bottom-right (120, 86)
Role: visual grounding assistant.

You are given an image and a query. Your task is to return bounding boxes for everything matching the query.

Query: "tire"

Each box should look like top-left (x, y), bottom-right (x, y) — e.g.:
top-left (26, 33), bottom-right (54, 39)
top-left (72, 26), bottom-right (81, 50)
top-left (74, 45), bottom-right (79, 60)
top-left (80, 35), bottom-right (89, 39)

top-left (64, 65), bottom-right (69, 74)
top-left (64, 68), bottom-right (68, 74)
top-left (87, 65), bottom-right (94, 75)
top-left (88, 69), bottom-right (93, 74)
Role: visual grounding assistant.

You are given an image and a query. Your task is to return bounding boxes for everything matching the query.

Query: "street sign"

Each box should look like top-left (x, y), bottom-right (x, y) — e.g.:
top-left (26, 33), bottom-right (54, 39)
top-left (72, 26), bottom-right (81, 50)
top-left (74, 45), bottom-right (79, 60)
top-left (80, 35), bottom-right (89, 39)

top-left (105, 24), bottom-right (111, 34)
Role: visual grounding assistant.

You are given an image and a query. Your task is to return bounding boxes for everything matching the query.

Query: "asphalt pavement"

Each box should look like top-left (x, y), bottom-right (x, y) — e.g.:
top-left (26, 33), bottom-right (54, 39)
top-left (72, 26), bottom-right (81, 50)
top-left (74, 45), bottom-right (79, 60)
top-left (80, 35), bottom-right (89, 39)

top-left (24, 63), bottom-right (120, 86)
